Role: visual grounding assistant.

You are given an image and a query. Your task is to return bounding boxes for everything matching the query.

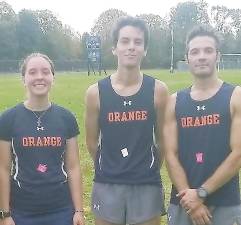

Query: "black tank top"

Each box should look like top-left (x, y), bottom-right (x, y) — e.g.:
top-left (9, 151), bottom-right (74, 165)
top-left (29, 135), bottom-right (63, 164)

top-left (94, 75), bottom-right (161, 185)
top-left (170, 82), bottom-right (240, 206)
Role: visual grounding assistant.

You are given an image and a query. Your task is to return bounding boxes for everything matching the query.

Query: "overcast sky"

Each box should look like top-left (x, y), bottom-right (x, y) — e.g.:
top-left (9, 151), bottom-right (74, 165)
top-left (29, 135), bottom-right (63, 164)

top-left (4, 0), bottom-right (241, 34)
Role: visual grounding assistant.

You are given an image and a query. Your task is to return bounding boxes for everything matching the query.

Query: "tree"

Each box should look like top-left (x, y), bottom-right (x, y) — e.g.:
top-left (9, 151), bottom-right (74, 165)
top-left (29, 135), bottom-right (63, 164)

top-left (36, 9), bottom-right (62, 34)
top-left (91, 8), bottom-right (127, 40)
top-left (210, 6), bottom-right (241, 53)
top-left (61, 25), bottom-right (82, 59)
top-left (0, 1), bottom-right (17, 59)
top-left (169, 0), bottom-right (210, 64)
top-left (16, 9), bottom-right (82, 60)
top-left (229, 9), bottom-right (241, 34)
top-left (41, 26), bottom-right (81, 60)
top-left (91, 9), bottom-right (127, 68)
top-left (234, 31), bottom-right (241, 53)
top-left (80, 32), bottom-right (90, 61)
top-left (0, 21), bottom-right (18, 59)
top-left (16, 9), bottom-right (44, 58)
top-left (210, 6), bottom-right (233, 34)
top-left (0, 1), bottom-right (16, 21)
top-left (137, 14), bottom-right (170, 68)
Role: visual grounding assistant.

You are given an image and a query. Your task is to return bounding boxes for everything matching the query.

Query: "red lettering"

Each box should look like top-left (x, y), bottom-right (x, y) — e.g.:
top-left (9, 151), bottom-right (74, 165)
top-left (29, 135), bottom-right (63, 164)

top-left (128, 111), bottom-right (135, 120)
top-left (201, 116), bottom-right (207, 126)
top-left (108, 113), bottom-right (114, 122)
top-left (193, 117), bottom-right (201, 127)
top-left (21, 136), bottom-right (62, 148)
top-left (213, 114), bottom-right (220, 124)
top-left (43, 137), bottom-right (51, 146)
top-left (22, 137), bottom-right (28, 146)
top-left (56, 137), bottom-right (62, 146)
top-left (207, 115), bottom-right (213, 125)
top-left (180, 114), bottom-right (221, 128)
top-left (141, 111), bottom-right (147, 120)
top-left (108, 111), bottom-right (149, 122)
top-left (136, 111), bottom-right (141, 120)
top-left (186, 117), bottom-right (193, 127)
top-left (51, 137), bottom-right (57, 146)
top-left (29, 137), bottom-right (35, 146)
top-left (181, 118), bottom-right (187, 127)
top-left (121, 112), bottom-right (128, 121)
top-left (36, 137), bottom-right (43, 147)
top-left (114, 112), bottom-right (120, 122)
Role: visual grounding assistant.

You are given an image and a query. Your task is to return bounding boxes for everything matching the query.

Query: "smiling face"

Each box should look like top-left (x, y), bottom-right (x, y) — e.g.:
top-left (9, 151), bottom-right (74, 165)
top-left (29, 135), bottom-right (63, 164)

top-left (186, 36), bottom-right (220, 79)
top-left (23, 56), bottom-right (54, 98)
top-left (112, 25), bottom-right (147, 69)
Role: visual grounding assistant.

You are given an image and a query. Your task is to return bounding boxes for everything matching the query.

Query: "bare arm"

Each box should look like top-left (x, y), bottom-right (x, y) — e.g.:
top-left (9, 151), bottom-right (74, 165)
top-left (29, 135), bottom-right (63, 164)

top-left (65, 136), bottom-right (84, 225)
top-left (164, 94), bottom-right (212, 224)
top-left (0, 140), bottom-right (15, 225)
top-left (85, 84), bottom-right (100, 161)
top-left (154, 80), bottom-right (168, 167)
top-left (164, 94), bottom-right (190, 191)
top-left (0, 140), bottom-right (11, 211)
top-left (202, 86), bottom-right (241, 194)
top-left (181, 86), bottom-right (241, 224)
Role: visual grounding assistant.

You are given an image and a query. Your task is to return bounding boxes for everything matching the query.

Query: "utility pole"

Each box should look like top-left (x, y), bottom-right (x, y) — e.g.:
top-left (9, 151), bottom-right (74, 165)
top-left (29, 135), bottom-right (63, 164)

top-left (170, 25), bottom-right (174, 73)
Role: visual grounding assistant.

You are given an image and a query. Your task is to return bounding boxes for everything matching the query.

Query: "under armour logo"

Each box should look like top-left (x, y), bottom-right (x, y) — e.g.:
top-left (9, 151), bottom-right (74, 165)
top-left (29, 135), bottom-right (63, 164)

top-left (197, 105), bottom-right (206, 111)
top-left (167, 214), bottom-right (172, 221)
top-left (123, 100), bottom-right (132, 106)
top-left (37, 126), bottom-right (44, 131)
top-left (93, 204), bottom-right (100, 210)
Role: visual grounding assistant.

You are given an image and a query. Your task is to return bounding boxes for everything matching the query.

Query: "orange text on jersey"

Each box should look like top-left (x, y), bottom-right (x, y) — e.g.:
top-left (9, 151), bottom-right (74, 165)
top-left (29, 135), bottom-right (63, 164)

top-left (108, 111), bottom-right (148, 122)
top-left (181, 114), bottom-right (220, 128)
top-left (22, 136), bottom-right (62, 147)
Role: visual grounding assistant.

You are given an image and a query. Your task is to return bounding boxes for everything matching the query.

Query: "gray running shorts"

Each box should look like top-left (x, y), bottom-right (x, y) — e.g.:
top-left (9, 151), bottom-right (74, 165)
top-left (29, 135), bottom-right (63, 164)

top-left (91, 182), bottom-right (166, 224)
top-left (167, 204), bottom-right (241, 225)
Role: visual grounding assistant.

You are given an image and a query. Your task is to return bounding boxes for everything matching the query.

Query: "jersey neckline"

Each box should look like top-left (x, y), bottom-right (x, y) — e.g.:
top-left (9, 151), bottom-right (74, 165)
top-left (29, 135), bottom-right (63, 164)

top-left (108, 74), bottom-right (145, 98)
top-left (187, 81), bottom-right (225, 103)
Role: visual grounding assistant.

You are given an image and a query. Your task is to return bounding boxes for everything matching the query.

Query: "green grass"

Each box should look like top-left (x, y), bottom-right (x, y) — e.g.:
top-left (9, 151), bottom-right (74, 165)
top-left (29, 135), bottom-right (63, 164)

top-left (0, 70), bottom-right (241, 225)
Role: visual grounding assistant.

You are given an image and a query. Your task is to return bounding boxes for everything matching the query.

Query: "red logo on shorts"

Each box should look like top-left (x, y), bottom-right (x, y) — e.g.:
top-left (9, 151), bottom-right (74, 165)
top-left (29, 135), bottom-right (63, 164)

top-left (196, 152), bottom-right (204, 163)
top-left (37, 164), bottom-right (48, 173)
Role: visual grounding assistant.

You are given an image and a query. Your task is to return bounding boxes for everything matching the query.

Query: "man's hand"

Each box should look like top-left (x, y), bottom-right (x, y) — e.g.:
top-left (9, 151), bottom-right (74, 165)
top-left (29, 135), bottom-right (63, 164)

top-left (189, 204), bottom-right (212, 225)
top-left (73, 212), bottom-right (85, 225)
top-left (178, 189), bottom-right (203, 212)
top-left (0, 217), bottom-right (15, 225)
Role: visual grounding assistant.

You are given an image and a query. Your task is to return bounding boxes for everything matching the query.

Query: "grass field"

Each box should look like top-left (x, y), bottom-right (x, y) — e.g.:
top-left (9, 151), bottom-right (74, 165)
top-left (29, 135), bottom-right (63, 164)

top-left (0, 70), bottom-right (241, 224)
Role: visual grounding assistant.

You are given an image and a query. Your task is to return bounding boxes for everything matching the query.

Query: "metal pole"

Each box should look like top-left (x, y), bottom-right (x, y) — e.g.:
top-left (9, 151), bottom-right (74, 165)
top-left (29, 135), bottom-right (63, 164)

top-left (170, 25), bottom-right (174, 73)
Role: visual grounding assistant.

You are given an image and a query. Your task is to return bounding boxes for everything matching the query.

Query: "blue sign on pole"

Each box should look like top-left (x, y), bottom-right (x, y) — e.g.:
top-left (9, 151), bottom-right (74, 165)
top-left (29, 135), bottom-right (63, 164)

top-left (86, 35), bottom-right (104, 75)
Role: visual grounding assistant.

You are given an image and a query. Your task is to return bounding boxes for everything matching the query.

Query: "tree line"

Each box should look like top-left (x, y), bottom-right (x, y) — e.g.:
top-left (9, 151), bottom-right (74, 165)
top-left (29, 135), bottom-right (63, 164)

top-left (1, 0), bottom-right (241, 69)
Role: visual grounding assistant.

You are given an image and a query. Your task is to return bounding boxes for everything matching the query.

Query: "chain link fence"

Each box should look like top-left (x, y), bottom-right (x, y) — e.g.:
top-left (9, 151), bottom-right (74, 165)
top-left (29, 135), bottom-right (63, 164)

top-left (0, 59), bottom-right (88, 73)
top-left (177, 54), bottom-right (241, 72)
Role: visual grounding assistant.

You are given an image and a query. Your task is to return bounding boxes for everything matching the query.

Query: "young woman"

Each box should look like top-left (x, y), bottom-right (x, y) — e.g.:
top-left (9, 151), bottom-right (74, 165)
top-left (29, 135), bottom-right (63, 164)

top-left (0, 53), bottom-right (85, 225)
